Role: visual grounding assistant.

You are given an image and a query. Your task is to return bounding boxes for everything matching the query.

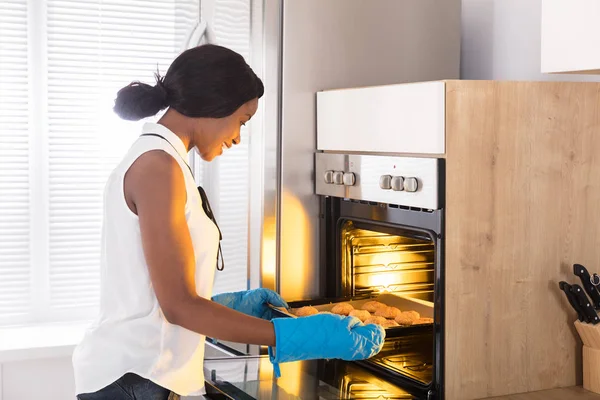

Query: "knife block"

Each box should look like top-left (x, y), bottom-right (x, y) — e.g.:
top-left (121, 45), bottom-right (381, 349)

top-left (574, 320), bottom-right (600, 394)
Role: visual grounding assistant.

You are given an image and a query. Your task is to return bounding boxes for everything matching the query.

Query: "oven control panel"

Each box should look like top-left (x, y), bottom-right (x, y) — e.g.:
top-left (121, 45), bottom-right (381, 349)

top-left (377, 175), bottom-right (418, 192)
top-left (315, 153), bottom-right (440, 209)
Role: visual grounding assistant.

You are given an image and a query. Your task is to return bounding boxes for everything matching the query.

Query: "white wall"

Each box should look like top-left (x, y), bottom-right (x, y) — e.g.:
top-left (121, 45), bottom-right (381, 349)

top-left (461, 0), bottom-right (600, 81)
top-left (1, 358), bottom-right (75, 400)
top-left (0, 343), bottom-right (232, 400)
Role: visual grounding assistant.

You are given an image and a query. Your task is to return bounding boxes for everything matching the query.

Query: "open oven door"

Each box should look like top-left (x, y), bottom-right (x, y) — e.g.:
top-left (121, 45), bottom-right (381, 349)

top-left (202, 350), bottom-right (427, 400)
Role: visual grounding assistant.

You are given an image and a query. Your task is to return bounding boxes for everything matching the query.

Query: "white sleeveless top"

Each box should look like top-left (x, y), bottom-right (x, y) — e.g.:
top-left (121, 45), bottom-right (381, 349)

top-left (72, 122), bottom-right (219, 396)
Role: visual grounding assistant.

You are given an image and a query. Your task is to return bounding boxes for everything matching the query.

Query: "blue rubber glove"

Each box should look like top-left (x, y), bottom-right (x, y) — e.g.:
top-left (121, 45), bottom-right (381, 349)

top-left (211, 288), bottom-right (289, 320)
top-left (268, 313), bottom-right (385, 377)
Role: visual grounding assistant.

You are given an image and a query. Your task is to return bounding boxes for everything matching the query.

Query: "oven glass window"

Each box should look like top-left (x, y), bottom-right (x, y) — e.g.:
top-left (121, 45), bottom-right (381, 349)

top-left (340, 220), bottom-right (436, 387)
top-left (341, 221), bottom-right (435, 302)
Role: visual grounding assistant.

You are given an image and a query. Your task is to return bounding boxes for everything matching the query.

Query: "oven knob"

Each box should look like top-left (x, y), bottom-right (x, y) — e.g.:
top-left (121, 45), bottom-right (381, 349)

top-left (404, 177), bottom-right (419, 192)
top-left (323, 170), bottom-right (334, 184)
top-left (343, 172), bottom-right (355, 186)
top-left (379, 175), bottom-right (392, 190)
top-left (333, 171), bottom-right (344, 185)
top-left (391, 176), bottom-right (404, 191)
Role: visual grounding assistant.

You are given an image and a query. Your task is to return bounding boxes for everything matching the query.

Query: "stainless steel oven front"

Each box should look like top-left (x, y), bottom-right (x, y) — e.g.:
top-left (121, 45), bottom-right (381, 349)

top-left (314, 152), bottom-right (445, 400)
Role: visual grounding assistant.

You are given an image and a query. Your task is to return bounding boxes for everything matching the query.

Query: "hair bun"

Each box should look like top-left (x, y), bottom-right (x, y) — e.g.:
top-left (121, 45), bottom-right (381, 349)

top-left (154, 76), bottom-right (169, 108)
top-left (113, 79), bottom-right (169, 121)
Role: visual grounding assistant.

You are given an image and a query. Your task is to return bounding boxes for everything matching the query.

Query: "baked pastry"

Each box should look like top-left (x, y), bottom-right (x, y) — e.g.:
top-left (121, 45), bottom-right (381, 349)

top-left (374, 306), bottom-right (401, 319)
top-left (381, 319), bottom-right (400, 328)
top-left (294, 306), bottom-right (319, 317)
top-left (361, 301), bottom-right (386, 313)
top-left (349, 309), bottom-right (371, 322)
top-left (402, 310), bottom-right (420, 320)
top-left (364, 316), bottom-right (387, 326)
top-left (413, 317), bottom-right (434, 325)
top-left (395, 314), bottom-right (415, 326)
top-left (331, 302), bottom-right (354, 316)
top-left (395, 310), bottom-right (420, 325)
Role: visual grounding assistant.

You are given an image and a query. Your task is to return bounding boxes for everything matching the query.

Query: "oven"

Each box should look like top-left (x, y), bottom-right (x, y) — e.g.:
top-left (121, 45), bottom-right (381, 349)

top-left (312, 152), bottom-right (445, 399)
top-left (203, 153), bottom-right (444, 400)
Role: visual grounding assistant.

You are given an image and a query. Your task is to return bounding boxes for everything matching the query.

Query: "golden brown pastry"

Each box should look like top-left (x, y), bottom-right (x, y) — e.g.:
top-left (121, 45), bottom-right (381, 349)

top-left (361, 301), bottom-right (386, 313)
top-left (374, 306), bottom-right (401, 319)
top-left (349, 309), bottom-right (371, 322)
top-left (364, 316), bottom-right (387, 326)
top-left (294, 306), bottom-right (319, 317)
top-left (395, 310), bottom-right (420, 325)
top-left (381, 319), bottom-right (400, 328)
top-left (331, 302), bottom-right (354, 316)
top-left (395, 314), bottom-right (414, 326)
top-left (402, 310), bottom-right (420, 320)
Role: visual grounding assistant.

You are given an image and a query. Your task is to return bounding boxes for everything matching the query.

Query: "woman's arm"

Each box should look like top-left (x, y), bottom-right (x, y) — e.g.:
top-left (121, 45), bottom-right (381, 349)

top-left (124, 150), bottom-right (275, 346)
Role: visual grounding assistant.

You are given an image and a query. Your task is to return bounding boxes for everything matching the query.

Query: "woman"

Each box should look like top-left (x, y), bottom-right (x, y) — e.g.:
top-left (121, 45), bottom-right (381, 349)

top-left (72, 44), bottom-right (385, 400)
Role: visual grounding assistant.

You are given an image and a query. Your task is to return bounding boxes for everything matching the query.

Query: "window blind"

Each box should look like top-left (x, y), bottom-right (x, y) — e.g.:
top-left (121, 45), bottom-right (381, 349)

top-left (0, 0), bottom-right (199, 325)
top-left (208, 0), bottom-right (252, 295)
top-left (45, 0), bottom-right (199, 319)
top-left (0, 0), bottom-right (30, 323)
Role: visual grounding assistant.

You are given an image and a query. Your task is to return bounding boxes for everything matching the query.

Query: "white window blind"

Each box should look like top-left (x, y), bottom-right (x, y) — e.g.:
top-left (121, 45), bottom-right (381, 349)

top-left (200, 0), bottom-right (252, 296)
top-left (0, 0), bottom-right (200, 325)
top-left (0, 0), bottom-right (30, 324)
top-left (45, 0), bottom-right (199, 321)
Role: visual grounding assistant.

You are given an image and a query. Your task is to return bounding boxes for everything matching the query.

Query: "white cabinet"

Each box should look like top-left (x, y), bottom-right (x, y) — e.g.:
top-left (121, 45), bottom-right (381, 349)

top-left (541, 0), bottom-right (600, 74)
top-left (317, 81), bottom-right (446, 154)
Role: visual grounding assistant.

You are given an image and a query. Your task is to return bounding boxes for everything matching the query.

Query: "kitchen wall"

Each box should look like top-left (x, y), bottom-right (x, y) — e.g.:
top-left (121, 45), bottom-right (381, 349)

top-left (0, 343), bottom-right (231, 399)
top-left (1, 358), bottom-right (75, 400)
top-left (461, 0), bottom-right (600, 81)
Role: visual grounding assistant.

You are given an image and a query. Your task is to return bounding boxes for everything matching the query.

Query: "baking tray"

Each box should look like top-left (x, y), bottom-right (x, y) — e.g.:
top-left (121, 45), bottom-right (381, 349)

top-left (270, 293), bottom-right (434, 335)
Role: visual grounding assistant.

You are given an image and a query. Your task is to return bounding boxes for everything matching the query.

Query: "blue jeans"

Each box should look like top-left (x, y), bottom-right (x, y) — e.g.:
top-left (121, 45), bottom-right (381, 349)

top-left (77, 373), bottom-right (179, 400)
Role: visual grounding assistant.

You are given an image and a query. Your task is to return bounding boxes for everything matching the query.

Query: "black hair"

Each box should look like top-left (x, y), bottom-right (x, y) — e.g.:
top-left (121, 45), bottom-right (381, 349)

top-left (113, 44), bottom-right (264, 121)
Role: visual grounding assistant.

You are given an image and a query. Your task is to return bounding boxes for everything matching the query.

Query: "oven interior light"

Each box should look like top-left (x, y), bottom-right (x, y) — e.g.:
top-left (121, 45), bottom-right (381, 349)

top-left (369, 273), bottom-right (397, 290)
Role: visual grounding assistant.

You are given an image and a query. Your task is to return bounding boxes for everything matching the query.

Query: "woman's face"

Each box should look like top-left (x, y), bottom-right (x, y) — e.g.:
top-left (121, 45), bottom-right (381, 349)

top-left (193, 98), bottom-right (259, 161)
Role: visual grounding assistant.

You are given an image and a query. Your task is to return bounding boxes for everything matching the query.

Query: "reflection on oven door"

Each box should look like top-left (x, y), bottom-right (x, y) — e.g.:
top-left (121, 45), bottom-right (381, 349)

top-left (203, 356), bottom-right (423, 400)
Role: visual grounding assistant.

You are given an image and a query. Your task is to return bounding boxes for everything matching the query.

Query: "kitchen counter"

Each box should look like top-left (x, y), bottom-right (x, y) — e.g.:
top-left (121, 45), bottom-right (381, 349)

top-left (482, 386), bottom-right (600, 400)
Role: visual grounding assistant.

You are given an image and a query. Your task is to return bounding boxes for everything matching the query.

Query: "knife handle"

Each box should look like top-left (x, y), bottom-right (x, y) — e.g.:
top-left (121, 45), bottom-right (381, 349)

top-left (571, 284), bottom-right (600, 325)
top-left (559, 281), bottom-right (586, 322)
top-left (573, 264), bottom-right (600, 309)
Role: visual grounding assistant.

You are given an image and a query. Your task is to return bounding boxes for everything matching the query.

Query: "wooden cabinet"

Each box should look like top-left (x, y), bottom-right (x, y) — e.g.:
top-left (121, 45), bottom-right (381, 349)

top-left (541, 0), bottom-right (600, 74)
top-left (444, 80), bottom-right (600, 399)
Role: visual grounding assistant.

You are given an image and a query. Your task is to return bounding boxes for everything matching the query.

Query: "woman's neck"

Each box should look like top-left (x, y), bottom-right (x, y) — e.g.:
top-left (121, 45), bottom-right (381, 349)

top-left (157, 109), bottom-right (196, 152)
